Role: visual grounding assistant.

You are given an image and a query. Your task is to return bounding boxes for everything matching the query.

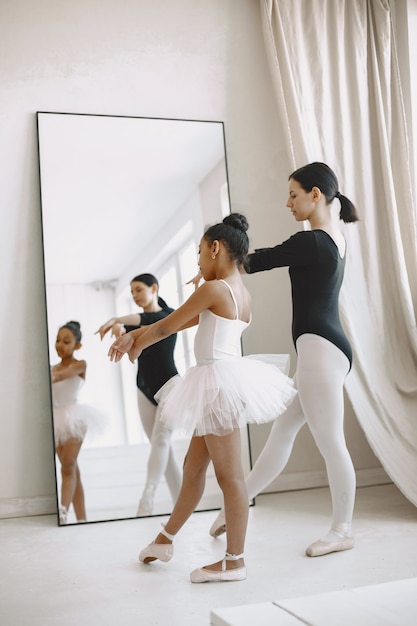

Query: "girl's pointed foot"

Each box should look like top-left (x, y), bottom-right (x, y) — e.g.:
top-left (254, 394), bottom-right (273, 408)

top-left (190, 552), bottom-right (246, 583)
top-left (139, 524), bottom-right (175, 564)
top-left (139, 541), bottom-right (174, 563)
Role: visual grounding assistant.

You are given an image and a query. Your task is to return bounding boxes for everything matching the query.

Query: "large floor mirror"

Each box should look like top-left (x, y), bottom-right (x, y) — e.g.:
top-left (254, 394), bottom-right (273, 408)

top-left (37, 112), bottom-right (252, 525)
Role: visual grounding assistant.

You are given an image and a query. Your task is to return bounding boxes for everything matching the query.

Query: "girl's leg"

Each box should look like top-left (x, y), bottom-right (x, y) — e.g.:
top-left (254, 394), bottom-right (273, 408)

top-left (202, 429), bottom-right (248, 572)
top-left (72, 464), bottom-right (87, 521)
top-left (210, 393), bottom-right (305, 536)
top-left (296, 334), bottom-right (356, 551)
top-left (163, 436), bottom-right (211, 535)
top-left (139, 436), bottom-right (211, 560)
top-left (56, 438), bottom-right (84, 516)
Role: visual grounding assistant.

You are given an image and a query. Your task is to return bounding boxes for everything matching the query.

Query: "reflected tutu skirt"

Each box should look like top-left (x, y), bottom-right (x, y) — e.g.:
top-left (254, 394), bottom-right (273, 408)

top-left (53, 403), bottom-right (104, 446)
top-left (156, 354), bottom-right (297, 436)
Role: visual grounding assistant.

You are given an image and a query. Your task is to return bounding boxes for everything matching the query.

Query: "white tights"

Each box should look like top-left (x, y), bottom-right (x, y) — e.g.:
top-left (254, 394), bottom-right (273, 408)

top-left (247, 334), bottom-right (356, 532)
top-left (137, 389), bottom-right (182, 502)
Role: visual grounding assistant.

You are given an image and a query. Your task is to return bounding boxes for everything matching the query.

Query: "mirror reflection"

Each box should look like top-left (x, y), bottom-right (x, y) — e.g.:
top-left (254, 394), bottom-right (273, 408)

top-left (37, 112), bottom-right (252, 525)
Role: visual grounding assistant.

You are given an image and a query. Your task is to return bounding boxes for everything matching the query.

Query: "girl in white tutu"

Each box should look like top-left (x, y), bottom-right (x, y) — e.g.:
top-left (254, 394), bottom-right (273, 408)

top-left (108, 213), bottom-right (296, 583)
top-left (51, 321), bottom-right (90, 524)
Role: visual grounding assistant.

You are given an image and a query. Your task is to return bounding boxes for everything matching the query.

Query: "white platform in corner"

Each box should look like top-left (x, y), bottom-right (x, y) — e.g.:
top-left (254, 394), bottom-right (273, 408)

top-left (210, 577), bottom-right (417, 626)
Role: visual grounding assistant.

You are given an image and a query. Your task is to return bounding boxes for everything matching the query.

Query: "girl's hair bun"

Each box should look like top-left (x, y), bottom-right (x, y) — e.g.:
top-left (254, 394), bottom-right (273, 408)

top-left (223, 213), bottom-right (249, 233)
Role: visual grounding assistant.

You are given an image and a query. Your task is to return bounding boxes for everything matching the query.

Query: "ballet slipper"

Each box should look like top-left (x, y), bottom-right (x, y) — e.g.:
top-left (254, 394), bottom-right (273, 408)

top-left (136, 485), bottom-right (156, 517)
top-left (305, 535), bottom-right (354, 557)
top-left (59, 505), bottom-right (68, 524)
top-left (190, 552), bottom-right (246, 583)
top-left (139, 524), bottom-right (175, 564)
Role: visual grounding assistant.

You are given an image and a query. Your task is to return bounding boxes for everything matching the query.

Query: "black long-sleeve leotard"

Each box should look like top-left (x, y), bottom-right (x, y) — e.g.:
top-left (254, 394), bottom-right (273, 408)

top-left (247, 229), bottom-right (352, 368)
top-left (125, 308), bottom-right (178, 405)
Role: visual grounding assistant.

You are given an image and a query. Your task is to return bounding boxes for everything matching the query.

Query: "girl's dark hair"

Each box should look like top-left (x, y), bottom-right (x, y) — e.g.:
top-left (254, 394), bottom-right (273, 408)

top-left (61, 320), bottom-right (82, 343)
top-left (203, 213), bottom-right (249, 267)
top-left (130, 272), bottom-right (170, 310)
top-left (290, 162), bottom-right (359, 223)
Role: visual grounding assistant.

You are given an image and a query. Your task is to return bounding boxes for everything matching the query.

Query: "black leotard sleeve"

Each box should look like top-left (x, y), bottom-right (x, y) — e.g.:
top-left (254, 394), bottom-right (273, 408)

top-left (247, 230), bottom-right (352, 368)
top-left (124, 308), bottom-right (178, 405)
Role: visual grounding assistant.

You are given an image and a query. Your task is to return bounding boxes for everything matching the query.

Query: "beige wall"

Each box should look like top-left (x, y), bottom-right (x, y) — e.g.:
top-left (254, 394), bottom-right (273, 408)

top-left (0, 0), bottom-right (383, 518)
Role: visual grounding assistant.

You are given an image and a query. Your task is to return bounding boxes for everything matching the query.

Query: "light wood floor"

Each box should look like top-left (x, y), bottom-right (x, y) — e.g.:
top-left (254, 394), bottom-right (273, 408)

top-left (2, 483), bottom-right (416, 625)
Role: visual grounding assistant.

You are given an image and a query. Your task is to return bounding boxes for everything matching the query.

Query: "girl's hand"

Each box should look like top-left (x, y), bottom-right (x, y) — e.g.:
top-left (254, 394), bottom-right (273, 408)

top-left (186, 271), bottom-right (203, 291)
top-left (127, 342), bottom-right (142, 363)
top-left (108, 334), bottom-right (135, 362)
top-left (126, 327), bottom-right (149, 362)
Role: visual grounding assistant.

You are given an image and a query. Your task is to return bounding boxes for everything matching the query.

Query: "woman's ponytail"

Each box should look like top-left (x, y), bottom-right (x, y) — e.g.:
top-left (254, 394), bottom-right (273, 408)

top-left (338, 193), bottom-right (359, 223)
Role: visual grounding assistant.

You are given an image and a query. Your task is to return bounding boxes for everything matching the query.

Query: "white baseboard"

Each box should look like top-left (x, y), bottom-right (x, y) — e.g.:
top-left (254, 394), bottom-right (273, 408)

top-left (0, 495), bottom-right (56, 520)
top-left (261, 466), bottom-right (392, 494)
top-left (0, 467), bottom-right (391, 520)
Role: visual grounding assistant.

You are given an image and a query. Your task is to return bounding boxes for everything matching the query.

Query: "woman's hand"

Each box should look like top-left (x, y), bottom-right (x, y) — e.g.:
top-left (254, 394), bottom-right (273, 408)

top-left (110, 322), bottom-right (126, 338)
top-left (95, 319), bottom-right (115, 340)
top-left (108, 334), bottom-right (135, 362)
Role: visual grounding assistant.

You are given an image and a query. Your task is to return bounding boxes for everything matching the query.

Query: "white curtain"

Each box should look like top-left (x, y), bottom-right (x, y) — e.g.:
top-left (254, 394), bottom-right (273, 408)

top-left (260, 0), bottom-right (417, 505)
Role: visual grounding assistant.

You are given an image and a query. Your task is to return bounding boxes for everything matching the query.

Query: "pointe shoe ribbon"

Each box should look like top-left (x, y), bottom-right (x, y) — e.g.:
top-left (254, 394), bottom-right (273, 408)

top-left (305, 535), bottom-right (354, 557)
top-left (190, 552), bottom-right (246, 583)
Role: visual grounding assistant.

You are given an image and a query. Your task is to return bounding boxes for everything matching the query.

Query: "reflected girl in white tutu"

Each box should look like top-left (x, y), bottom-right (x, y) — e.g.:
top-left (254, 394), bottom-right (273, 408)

top-left (51, 321), bottom-right (92, 524)
top-left (108, 213), bottom-right (296, 583)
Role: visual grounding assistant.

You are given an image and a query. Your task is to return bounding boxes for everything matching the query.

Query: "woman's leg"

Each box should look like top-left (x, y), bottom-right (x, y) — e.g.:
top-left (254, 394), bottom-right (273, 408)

top-left (137, 390), bottom-right (182, 510)
top-left (246, 396), bottom-right (306, 499)
top-left (56, 438), bottom-right (84, 516)
top-left (296, 334), bottom-right (356, 551)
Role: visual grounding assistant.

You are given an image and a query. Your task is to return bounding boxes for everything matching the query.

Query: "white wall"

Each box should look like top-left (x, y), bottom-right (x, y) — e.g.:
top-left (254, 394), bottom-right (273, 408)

top-left (0, 0), bottom-right (383, 518)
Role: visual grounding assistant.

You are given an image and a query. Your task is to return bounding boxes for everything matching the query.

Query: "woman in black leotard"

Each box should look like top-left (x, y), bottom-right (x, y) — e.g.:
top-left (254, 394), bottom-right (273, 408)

top-left (96, 273), bottom-right (182, 516)
top-left (210, 162), bottom-right (360, 557)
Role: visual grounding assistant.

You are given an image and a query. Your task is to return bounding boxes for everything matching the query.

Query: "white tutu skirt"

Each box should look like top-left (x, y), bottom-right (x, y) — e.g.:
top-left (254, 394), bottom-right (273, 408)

top-left (53, 403), bottom-right (104, 446)
top-left (156, 354), bottom-right (297, 437)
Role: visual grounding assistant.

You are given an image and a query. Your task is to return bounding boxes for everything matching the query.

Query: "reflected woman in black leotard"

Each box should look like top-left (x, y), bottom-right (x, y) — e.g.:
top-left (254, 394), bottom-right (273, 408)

top-left (96, 274), bottom-right (182, 516)
top-left (210, 162), bottom-right (360, 557)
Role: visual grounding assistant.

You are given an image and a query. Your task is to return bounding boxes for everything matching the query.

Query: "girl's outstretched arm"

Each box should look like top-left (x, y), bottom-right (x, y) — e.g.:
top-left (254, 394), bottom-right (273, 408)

top-left (51, 360), bottom-right (87, 382)
top-left (108, 281), bottom-right (221, 363)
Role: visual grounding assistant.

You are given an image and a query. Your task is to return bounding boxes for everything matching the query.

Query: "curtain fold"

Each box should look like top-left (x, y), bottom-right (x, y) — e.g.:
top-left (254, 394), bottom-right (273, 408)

top-left (260, 0), bottom-right (417, 505)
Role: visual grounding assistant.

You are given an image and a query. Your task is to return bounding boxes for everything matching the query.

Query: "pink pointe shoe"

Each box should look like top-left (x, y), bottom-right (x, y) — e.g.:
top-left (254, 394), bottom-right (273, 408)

top-left (139, 525), bottom-right (174, 564)
top-left (306, 534), bottom-right (354, 557)
top-left (190, 552), bottom-right (246, 583)
top-left (209, 509), bottom-right (226, 538)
